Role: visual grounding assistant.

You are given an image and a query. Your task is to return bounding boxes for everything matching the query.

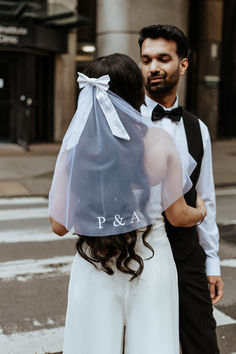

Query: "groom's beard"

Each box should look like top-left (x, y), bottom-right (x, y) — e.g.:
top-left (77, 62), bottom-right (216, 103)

top-left (145, 68), bottom-right (180, 96)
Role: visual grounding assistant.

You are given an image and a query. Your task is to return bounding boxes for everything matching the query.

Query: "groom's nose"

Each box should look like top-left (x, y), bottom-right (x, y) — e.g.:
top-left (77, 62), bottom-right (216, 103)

top-left (149, 59), bottom-right (161, 73)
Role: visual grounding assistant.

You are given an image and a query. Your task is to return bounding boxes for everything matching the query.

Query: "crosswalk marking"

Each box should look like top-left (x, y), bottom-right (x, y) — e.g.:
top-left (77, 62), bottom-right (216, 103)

top-left (0, 256), bottom-right (74, 281)
top-left (213, 308), bottom-right (236, 326)
top-left (218, 219), bottom-right (236, 226)
top-left (0, 326), bottom-right (64, 354)
top-left (0, 197), bottom-right (47, 206)
top-left (215, 188), bottom-right (236, 196)
top-left (0, 196), bottom-right (235, 354)
top-left (0, 309), bottom-right (234, 354)
top-left (0, 196), bottom-right (77, 243)
top-left (220, 259), bottom-right (236, 268)
top-left (0, 230), bottom-right (58, 243)
top-left (0, 206), bottom-right (49, 221)
top-left (0, 229), bottom-right (77, 243)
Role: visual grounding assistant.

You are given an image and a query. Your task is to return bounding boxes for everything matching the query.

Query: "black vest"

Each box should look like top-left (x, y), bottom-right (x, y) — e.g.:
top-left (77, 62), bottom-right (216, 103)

top-left (164, 108), bottom-right (204, 260)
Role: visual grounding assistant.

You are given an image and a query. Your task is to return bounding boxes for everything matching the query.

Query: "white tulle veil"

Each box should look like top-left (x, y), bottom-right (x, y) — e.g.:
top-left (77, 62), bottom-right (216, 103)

top-left (49, 73), bottom-right (196, 236)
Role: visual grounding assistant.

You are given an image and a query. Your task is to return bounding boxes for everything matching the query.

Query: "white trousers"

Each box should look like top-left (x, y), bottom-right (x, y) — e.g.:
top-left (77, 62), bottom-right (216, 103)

top-left (63, 220), bottom-right (179, 354)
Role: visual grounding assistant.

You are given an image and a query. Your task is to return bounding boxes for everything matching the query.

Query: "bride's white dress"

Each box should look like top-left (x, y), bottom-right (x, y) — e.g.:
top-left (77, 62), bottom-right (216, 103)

top-left (63, 217), bottom-right (179, 354)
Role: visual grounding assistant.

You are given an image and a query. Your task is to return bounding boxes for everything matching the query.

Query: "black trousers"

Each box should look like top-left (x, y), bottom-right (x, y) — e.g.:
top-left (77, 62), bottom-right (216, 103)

top-left (175, 245), bottom-right (219, 354)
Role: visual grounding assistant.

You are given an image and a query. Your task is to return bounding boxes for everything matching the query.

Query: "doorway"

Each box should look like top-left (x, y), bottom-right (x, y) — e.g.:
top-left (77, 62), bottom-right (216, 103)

top-left (0, 50), bottom-right (54, 147)
top-left (0, 53), bottom-right (16, 142)
top-left (219, 0), bottom-right (236, 137)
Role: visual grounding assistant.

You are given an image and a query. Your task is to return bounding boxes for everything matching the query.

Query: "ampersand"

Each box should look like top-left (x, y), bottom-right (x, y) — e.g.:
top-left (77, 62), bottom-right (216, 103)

top-left (113, 214), bottom-right (125, 226)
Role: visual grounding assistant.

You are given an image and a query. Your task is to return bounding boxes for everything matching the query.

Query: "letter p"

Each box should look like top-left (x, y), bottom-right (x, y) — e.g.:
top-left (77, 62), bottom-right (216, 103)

top-left (97, 216), bottom-right (106, 229)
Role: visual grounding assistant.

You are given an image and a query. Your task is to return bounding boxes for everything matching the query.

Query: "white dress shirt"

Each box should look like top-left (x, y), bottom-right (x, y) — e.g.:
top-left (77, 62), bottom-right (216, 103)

top-left (141, 95), bottom-right (220, 276)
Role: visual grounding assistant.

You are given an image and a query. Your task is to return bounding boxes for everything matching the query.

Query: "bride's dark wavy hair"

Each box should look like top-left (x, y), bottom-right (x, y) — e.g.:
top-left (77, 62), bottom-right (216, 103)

top-left (76, 53), bottom-right (153, 280)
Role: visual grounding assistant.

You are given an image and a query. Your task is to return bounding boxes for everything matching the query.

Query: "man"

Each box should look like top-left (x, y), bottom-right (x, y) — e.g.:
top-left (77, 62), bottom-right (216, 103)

top-left (139, 24), bottom-right (224, 354)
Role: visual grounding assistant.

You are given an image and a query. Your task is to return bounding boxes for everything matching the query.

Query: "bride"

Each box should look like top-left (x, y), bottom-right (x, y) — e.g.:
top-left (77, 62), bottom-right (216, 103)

top-left (49, 53), bottom-right (206, 354)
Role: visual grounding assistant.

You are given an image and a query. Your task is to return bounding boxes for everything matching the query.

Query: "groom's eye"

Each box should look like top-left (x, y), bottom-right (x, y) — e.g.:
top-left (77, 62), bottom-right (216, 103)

top-left (159, 55), bottom-right (171, 62)
top-left (142, 57), bottom-right (151, 64)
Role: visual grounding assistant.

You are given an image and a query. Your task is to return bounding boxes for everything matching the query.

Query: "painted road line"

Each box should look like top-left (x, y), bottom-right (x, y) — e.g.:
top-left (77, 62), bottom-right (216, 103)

top-left (220, 259), bottom-right (236, 268)
top-left (0, 230), bottom-right (57, 243)
top-left (0, 326), bottom-right (64, 354)
top-left (1, 254), bottom-right (235, 280)
top-left (0, 256), bottom-right (74, 281)
top-left (0, 197), bottom-right (48, 206)
top-left (0, 308), bottom-right (235, 354)
top-left (0, 207), bottom-right (48, 221)
top-left (216, 188), bottom-right (236, 196)
top-left (0, 229), bottom-right (77, 243)
top-left (213, 308), bottom-right (236, 326)
top-left (218, 219), bottom-right (236, 225)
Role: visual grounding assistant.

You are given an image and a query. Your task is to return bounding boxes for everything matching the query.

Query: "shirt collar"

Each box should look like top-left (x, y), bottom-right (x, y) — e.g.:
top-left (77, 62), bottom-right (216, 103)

top-left (145, 95), bottom-right (179, 111)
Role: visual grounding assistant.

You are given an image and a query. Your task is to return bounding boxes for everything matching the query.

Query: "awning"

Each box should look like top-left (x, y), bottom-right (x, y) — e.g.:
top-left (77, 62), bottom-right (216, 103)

top-left (0, 1), bottom-right (91, 28)
top-left (0, 1), bottom-right (91, 53)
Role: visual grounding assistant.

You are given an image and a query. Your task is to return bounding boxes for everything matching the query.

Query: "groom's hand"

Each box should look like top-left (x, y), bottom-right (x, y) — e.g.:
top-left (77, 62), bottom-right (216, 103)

top-left (207, 276), bottom-right (224, 305)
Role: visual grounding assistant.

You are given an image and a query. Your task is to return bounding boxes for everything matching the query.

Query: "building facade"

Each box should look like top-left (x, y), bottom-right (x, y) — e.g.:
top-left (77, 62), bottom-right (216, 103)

top-left (0, 0), bottom-right (234, 146)
top-left (0, 0), bottom-right (82, 147)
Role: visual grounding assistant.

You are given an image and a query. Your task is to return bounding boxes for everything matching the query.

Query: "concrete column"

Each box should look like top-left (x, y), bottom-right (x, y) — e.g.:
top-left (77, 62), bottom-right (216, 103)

top-left (52, 0), bottom-right (77, 142)
top-left (54, 30), bottom-right (77, 141)
top-left (96, 0), bottom-right (189, 104)
top-left (196, 0), bottom-right (223, 140)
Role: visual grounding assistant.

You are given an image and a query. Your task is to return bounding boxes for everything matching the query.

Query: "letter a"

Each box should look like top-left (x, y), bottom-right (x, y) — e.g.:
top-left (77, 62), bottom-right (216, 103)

top-left (130, 211), bottom-right (141, 224)
top-left (97, 216), bottom-right (106, 229)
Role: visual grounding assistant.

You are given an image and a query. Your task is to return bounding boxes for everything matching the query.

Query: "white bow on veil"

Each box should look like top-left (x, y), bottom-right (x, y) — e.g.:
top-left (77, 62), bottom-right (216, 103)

top-left (65, 73), bottom-right (130, 150)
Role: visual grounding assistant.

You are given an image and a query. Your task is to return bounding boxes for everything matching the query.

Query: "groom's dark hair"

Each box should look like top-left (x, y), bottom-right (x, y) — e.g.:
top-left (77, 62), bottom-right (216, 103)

top-left (138, 24), bottom-right (189, 59)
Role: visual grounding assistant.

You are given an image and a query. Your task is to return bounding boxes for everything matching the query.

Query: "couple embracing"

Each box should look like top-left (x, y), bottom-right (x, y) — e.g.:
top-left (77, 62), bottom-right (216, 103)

top-left (49, 25), bottom-right (223, 354)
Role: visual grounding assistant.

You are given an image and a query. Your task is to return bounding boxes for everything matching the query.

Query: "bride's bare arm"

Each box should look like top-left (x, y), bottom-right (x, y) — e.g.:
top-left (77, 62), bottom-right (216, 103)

top-left (165, 194), bottom-right (206, 227)
top-left (50, 216), bottom-right (68, 236)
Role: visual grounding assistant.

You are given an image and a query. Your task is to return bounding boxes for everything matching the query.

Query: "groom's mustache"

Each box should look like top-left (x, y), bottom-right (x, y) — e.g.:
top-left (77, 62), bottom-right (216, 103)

top-left (147, 73), bottom-right (167, 85)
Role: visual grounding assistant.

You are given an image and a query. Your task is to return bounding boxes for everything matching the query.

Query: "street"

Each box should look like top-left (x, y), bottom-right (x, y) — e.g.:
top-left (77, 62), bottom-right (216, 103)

top-left (0, 197), bottom-right (75, 353)
top-left (0, 192), bottom-right (235, 354)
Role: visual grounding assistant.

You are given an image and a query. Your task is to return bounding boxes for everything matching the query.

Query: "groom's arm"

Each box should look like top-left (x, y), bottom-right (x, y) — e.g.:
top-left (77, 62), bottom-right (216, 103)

top-left (196, 121), bottom-right (224, 304)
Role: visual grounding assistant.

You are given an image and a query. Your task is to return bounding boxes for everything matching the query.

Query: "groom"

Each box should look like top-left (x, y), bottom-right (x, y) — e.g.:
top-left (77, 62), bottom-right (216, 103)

top-left (139, 24), bottom-right (224, 354)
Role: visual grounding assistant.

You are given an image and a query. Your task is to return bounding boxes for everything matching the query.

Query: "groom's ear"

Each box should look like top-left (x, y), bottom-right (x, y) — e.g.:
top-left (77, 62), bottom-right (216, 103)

top-left (179, 58), bottom-right (188, 76)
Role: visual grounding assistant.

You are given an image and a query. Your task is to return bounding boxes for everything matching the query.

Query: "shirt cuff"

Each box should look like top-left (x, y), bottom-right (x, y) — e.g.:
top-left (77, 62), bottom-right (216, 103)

top-left (205, 256), bottom-right (221, 276)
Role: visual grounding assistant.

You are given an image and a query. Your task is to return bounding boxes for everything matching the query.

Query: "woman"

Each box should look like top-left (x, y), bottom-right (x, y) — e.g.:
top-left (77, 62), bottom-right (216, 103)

top-left (49, 53), bottom-right (206, 354)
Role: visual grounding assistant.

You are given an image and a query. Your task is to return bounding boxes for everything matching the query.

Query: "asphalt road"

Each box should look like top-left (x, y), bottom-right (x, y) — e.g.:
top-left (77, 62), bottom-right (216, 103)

top-left (0, 192), bottom-right (235, 354)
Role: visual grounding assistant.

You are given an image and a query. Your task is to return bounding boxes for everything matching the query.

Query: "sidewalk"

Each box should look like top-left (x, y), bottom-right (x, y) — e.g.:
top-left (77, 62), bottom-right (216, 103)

top-left (0, 143), bottom-right (60, 198)
top-left (0, 139), bottom-right (236, 198)
top-left (212, 139), bottom-right (236, 188)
